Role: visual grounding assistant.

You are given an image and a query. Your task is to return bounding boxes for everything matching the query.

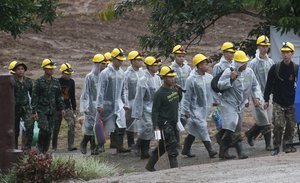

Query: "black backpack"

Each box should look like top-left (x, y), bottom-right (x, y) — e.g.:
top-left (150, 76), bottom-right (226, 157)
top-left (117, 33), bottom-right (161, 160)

top-left (211, 67), bottom-right (234, 93)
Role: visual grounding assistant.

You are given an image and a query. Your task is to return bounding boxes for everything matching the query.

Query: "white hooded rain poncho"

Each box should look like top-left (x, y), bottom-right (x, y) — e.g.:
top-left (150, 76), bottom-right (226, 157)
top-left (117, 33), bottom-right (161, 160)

top-left (182, 71), bottom-right (216, 141)
top-left (80, 63), bottom-right (101, 136)
top-left (217, 61), bottom-right (262, 133)
top-left (96, 64), bottom-right (126, 135)
top-left (131, 70), bottom-right (162, 140)
top-left (124, 66), bottom-right (144, 129)
top-left (170, 61), bottom-right (192, 88)
top-left (248, 50), bottom-right (275, 126)
top-left (212, 56), bottom-right (234, 77)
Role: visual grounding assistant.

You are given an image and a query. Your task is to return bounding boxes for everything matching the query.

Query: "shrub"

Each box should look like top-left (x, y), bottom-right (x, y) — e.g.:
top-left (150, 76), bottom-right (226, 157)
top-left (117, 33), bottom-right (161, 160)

top-left (15, 150), bottom-right (78, 183)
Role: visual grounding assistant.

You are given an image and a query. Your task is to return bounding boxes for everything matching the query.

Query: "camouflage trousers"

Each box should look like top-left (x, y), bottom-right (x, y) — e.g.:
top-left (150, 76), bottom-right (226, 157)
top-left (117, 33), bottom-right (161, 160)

top-left (37, 113), bottom-right (55, 153)
top-left (15, 108), bottom-right (34, 150)
top-left (272, 102), bottom-right (296, 148)
top-left (152, 123), bottom-right (179, 158)
top-left (52, 109), bottom-right (76, 150)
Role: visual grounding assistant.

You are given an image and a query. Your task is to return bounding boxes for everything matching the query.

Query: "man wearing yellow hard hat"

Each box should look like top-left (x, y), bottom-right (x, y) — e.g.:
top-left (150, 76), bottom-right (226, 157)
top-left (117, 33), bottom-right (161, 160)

top-left (217, 50), bottom-right (262, 160)
top-left (131, 56), bottom-right (162, 159)
top-left (246, 35), bottom-right (275, 151)
top-left (9, 61), bottom-right (34, 150)
top-left (170, 44), bottom-right (192, 148)
top-left (264, 42), bottom-right (298, 155)
top-left (96, 48), bottom-right (131, 153)
top-left (80, 53), bottom-right (106, 155)
top-left (181, 54), bottom-right (217, 159)
top-left (124, 51), bottom-right (145, 150)
top-left (52, 63), bottom-right (77, 152)
top-left (31, 58), bottom-right (65, 153)
top-left (212, 42), bottom-right (236, 76)
top-left (146, 66), bottom-right (182, 171)
top-left (104, 52), bottom-right (112, 65)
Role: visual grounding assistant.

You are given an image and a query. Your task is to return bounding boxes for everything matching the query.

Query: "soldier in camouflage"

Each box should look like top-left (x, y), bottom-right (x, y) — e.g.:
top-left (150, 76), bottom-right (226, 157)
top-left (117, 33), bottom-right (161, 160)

top-left (31, 59), bottom-right (65, 153)
top-left (11, 61), bottom-right (34, 150)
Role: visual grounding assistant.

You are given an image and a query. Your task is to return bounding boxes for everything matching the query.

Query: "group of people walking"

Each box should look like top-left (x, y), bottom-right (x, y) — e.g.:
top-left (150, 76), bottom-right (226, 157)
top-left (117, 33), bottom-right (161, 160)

top-left (9, 35), bottom-right (298, 171)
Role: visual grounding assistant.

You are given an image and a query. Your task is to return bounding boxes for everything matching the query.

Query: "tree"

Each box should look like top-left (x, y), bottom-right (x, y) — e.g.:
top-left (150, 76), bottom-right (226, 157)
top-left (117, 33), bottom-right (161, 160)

top-left (0, 0), bottom-right (59, 38)
top-left (113, 0), bottom-right (300, 57)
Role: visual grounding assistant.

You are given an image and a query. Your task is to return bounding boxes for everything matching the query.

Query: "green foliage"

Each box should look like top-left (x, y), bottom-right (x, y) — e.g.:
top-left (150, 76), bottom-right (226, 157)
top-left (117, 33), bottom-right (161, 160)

top-left (1, 151), bottom-right (121, 182)
top-left (0, 0), bottom-right (58, 38)
top-left (98, 1), bottom-right (116, 22)
top-left (114, 0), bottom-right (300, 57)
top-left (15, 150), bottom-right (78, 183)
top-left (74, 156), bottom-right (120, 181)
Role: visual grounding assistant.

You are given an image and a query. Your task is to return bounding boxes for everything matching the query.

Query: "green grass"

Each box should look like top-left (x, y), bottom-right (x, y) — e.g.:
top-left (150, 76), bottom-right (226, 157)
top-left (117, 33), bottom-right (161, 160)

top-left (53, 155), bottom-right (121, 181)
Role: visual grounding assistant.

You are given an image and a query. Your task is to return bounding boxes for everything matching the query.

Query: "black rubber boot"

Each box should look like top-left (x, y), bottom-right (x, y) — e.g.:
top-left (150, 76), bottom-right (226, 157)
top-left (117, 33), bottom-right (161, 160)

top-left (245, 124), bottom-right (260, 146)
top-left (219, 133), bottom-right (236, 160)
top-left (127, 131), bottom-right (135, 149)
top-left (145, 153), bottom-right (159, 172)
top-left (134, 138), bottom-right (141, 156)
top-left (116, 134), bottom-right (131, 153)
top-left (110, 133), bottom-right (118, 149)
top-left (140, 140), bottom-right (150, 159)
top-left (235, 141), bottom-right (248, 159)
top-left (168, 155), bottom-right (178, 168)
top-left (80, 135), bottom-right (90, 154)
top-left (90, 136), bottom-right (98, 155)
top-left (264, 132), bottom-right (272, 151)
top-left (203, 141), bottom-right (217, 158)
top-left (271, 147), bottom-right (280, 156)
top-left (215, 130), bottom-right (225, 145)
top-left (181, 134), bottom-right (196, 158)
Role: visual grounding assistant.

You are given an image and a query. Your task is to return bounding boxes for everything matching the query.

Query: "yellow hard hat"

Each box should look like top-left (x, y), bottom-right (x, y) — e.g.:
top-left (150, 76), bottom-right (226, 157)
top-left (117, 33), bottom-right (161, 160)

top-left (92, 54), bottom-right (105, 63)
top-left (111, 48), bottom-right (126, 61)
top-left (281, 42), bottom-right (295, 52)
top-left (192, 54), bottom-right (207, 66)
top-left (41, 58), bottom-right (56, 69)
top-left (233, 50), bottom-right (249, 63)
top-left (172, 45), bottom-right (186, 54)
top-left (104, 52), bottom-right (111, 61)
top-left (104, 52), bottom-right (112, 64)
top-left (159, 66), bottom-right (176, 77)
top-left (256, 35), bottom-right (271, 46)
top-left (60, 63), bottom-right (74, 74)
top-left (144, 56), bottom-right (160, 66)
top-left (221, 42), bottom-right (235, 52)
top-left (128, 51), bottom-right (144, 60)
top-left (8, 61), bottom-right (18, 73)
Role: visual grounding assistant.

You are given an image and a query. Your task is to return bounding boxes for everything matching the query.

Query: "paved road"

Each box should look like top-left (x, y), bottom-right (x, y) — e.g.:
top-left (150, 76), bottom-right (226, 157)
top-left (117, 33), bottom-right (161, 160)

top-left (94, 152), bottom-right (300, 183)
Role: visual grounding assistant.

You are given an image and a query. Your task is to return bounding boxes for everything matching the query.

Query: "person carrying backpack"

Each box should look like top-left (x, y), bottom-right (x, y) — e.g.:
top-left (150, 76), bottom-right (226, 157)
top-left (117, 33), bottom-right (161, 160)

top-left (264, 42), bottom-right (298, 156)
top-left (212, 42), bottom-right (236, 77)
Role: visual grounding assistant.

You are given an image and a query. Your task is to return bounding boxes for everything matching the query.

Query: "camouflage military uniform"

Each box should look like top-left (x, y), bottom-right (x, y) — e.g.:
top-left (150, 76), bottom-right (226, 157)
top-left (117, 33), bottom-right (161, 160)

top-left (272, 103), bottom-right (295, 148)
top-left (14, 75), bottom-right (34, 150)
top-left (31, 75), bottom-right (64, 153)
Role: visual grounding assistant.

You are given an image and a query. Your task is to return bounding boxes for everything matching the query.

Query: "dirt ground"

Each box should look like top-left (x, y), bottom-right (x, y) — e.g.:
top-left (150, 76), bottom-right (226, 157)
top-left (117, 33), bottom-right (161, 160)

top-left (0, 0), bottom-right (259, 150)
top-left (1, 0), bottom-right (290, 181)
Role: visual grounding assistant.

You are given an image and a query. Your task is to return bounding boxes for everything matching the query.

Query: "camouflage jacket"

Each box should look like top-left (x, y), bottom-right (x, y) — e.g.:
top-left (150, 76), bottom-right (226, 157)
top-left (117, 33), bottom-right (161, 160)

top-left (14, 75), bottom-right (33, 113)
top-left (31, 75), bottom-right (65, 115)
